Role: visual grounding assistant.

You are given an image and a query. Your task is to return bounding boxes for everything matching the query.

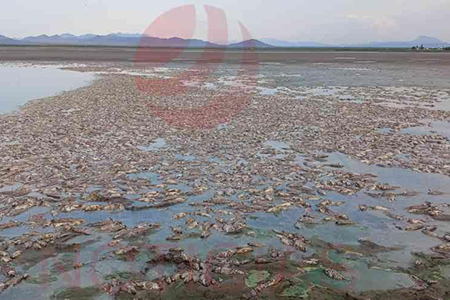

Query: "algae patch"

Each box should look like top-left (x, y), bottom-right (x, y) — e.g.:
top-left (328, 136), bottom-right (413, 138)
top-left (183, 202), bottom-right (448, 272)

top-left (245, 270), bottom-right (270, 288)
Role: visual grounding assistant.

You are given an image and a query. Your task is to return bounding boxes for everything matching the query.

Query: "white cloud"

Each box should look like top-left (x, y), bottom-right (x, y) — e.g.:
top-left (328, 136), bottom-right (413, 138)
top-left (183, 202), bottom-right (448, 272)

top-left (345, 14), bottom-right (399, 31)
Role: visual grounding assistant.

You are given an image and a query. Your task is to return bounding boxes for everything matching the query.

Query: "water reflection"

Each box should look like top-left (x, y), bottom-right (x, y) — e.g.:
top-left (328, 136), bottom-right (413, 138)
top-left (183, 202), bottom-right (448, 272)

top-left (0, 65), bottom-right (95, 114)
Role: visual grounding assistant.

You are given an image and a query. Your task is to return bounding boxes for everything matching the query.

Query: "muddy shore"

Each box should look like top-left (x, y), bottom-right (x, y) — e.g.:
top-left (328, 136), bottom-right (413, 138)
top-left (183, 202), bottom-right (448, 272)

top-left (1, 58), bottom-right (450, 299)
top-left (2, 46), bottom-right (450, 66)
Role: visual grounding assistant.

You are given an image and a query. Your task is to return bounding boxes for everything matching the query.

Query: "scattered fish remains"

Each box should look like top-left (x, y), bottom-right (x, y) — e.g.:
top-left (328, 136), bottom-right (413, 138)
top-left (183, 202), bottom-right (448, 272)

top-left (1, 61), bottom-right (450, 300)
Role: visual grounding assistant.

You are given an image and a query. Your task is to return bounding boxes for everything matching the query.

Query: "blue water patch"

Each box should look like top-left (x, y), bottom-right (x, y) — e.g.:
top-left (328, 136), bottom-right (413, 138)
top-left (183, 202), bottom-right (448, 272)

top-left (400, 120), bottom-right (450, 140)
top-left (0, 65), bottom-right (95, 114)
top-left (175, 154), bottom-right (197, 162)
top-left (137, 138), bottom-right (167, 152)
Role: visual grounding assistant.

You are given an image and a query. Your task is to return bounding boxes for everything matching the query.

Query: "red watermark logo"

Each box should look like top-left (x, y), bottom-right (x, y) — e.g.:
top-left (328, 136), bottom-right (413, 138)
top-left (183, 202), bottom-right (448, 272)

top-left (134, 5), bottom-right (259, 129)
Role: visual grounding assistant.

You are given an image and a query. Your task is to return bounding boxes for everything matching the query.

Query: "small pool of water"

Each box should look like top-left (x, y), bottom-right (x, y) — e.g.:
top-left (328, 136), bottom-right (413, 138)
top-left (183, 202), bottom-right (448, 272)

top-left (400, 120), bottom-right (450, 140)
top-left (137, 138), bottom-right (167, 152)
top-left (0, 65), bottom-right (95, 114)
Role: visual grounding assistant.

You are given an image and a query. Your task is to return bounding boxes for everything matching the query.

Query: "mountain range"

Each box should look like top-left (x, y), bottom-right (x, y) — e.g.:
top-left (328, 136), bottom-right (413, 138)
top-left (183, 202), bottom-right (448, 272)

top-left (346, 36), bottom-right (450, 48)
top-left (260, 38), bottom-right (330, 47)
top-left (0, 33), bottom-right (449, 48)
top-left (0, 33), bottom-right (274, 48)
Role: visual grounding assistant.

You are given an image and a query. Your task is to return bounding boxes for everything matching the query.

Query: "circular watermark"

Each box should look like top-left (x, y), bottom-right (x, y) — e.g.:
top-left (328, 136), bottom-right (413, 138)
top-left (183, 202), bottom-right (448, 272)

top-left (134, 5), bottom-right (259, 129)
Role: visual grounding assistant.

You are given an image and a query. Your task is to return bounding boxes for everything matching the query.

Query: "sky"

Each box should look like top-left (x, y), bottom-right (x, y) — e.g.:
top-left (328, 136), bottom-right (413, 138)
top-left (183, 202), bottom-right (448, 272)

top-left (2, 0), bottom-right (450, 44)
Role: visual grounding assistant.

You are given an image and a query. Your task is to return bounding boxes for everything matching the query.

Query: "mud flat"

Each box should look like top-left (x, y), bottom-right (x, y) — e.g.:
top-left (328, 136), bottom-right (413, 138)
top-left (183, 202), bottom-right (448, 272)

top-left (2, 45), bottom-right (450, 66)
top-left (1, 59), bottom-right (450, 299)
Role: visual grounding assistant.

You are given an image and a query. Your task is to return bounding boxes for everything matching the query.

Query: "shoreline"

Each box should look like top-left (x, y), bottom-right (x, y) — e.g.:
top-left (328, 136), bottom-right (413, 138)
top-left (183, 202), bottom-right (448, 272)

top-left (2, 46), bottom-right (450, 65)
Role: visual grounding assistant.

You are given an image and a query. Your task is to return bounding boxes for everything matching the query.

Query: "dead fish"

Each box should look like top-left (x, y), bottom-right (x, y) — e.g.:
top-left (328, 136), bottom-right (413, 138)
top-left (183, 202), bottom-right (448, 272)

top-left (248, 242), bottom-right (264, 248)
top-left (335, 220), bottom-right (355, 226)
top-left (115, 246), bottom-right (139, 256)
top-left (359, 205), bottom-right (368, 212)
top-left (383, 211), bottom-right (405, 221)
top-left (294, 239), bottom-right (307, 252)
top-left (200, 230), bottom-right (211, 239)
top-left (83, 204), bottom-right (103, 212)
top-left (170, 226), bottom-right (183, 234)
top-left (166, 234), bottom-right (185, 241)
top-left (0, 265), bottom-right (16, 277)
top-left (335, 214), bottom-right (349, 221)
top-left (212, 266), bottom-right (244, 275)
top-left (0, 222), bottom-right (21, 231)
top-left (107, 240), bottom-right (121, 247)
top-left (431, 243), bottom-right (450, 254)
top-left (222, 222), bottom-right (246, 234)
top-left (217, 250), bottom-right (236, 259)
top-left (256, 258), bottom-right (271, 264)
top-left (317, 189), bottom-right (327, 196)
top-left (73, 263), bottom-right (84, 269)
top-left (428, 189), bottom-right (445, 196)
top-left (185, 218), bottom-right (199, 229)
top-left (407, 218), bottom-right (426, 225)
top-left (371, 205), bottom-right (390, 212)
top-left (236, 247), bottom-right (253, 254)
top-left (0, 273), bottom-right (29, 291)
top-left (267, 203), bottom-right (292, 213)
top-left (394, 224), bottom-right (404, 230)
top-left (297, 214), bottom-right (317, 224)
top-left (323, 268), bottom-right (346, 280)
top-left (193, 211), bottom-right (211, 218)
top-left (375, 183), bottom-right (400, 191)
top-left (302, 258), bottom-right (319, 265)
top-left (173, 212), bottom-right (188, 219)
top-left (1, 257), bottom-right (12, 263)
top-left (442, 233), bottom-right (450, 242)
top-left (404, 224), bottom-right (424, 231)
top-left (104, 203), bottom-right (124, 211)
top-left (324, 164), bottom-right (344, 168)
top-left (11, 251), bottom-right (21, 259)
top-left (133, 281), bottom-right (162, 291)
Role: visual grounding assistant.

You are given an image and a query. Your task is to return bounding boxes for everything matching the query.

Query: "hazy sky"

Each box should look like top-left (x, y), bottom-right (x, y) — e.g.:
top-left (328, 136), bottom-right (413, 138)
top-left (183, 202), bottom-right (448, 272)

top-left (2, 0), bottom-right (450, 43)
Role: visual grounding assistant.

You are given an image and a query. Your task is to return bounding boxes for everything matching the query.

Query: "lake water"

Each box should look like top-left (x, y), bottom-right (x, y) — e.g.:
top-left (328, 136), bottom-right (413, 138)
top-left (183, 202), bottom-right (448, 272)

top-left (0, 65), bottom-right (95, 114)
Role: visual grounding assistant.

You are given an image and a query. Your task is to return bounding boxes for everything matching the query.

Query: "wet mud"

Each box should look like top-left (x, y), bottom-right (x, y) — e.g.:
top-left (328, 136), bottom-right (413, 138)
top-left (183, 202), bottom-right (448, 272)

top-left (1, 59), bottom-right (450, 299)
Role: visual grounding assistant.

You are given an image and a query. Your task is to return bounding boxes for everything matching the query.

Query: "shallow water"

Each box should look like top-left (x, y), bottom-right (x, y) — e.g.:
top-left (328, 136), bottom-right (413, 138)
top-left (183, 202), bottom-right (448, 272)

top-left (137, 138), bottom-right (167, 152)
top-left (401, 120), bottom-right (450, 140)
top-left (2, 61), bottom-right (450, 299)
top-left (0, 65), bottom-right (95, 114)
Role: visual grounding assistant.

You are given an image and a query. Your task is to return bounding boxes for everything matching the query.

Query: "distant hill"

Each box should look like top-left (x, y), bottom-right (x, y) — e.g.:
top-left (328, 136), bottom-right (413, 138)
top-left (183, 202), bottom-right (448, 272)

top-left (261, 38), bottom-right (329, 47)
top-left (228, 39), bottom-right (274, 48)
top-left (1, 33), bottom-right (449, 49)
top-left (350, 36), bottom-right (450, 48)
top-left (411, 36), bottom-right (443, 44)
top-left (0, 33), bottom-right (228, 47)
top-left (0, 34), bottom-right (21, 45)
top-left (138, 37), bottom-right (219, 48)
top-left (262, 36), bottom-right (449, 48)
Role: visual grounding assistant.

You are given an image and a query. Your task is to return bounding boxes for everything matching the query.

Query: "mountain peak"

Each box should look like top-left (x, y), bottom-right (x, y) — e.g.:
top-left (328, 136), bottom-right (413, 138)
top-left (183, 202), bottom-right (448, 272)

top-left (412, 36), bottom-right (443, 44)
top-left (229, 39), bottom-right (274, 48)
top-left (60, 33), bottom-right (77, 38)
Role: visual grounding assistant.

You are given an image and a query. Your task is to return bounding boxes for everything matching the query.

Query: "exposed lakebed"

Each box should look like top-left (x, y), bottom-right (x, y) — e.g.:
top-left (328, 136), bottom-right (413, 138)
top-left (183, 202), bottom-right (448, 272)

top-left (1, 61), bottom-right (450, 300)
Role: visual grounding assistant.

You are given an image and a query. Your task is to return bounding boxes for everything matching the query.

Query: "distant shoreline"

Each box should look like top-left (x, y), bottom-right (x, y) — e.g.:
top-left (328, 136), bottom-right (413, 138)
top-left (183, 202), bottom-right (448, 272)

top-left (2, 46), bottom-right (450, 65)
top-left (1, 44), bottom-right (450, 52)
